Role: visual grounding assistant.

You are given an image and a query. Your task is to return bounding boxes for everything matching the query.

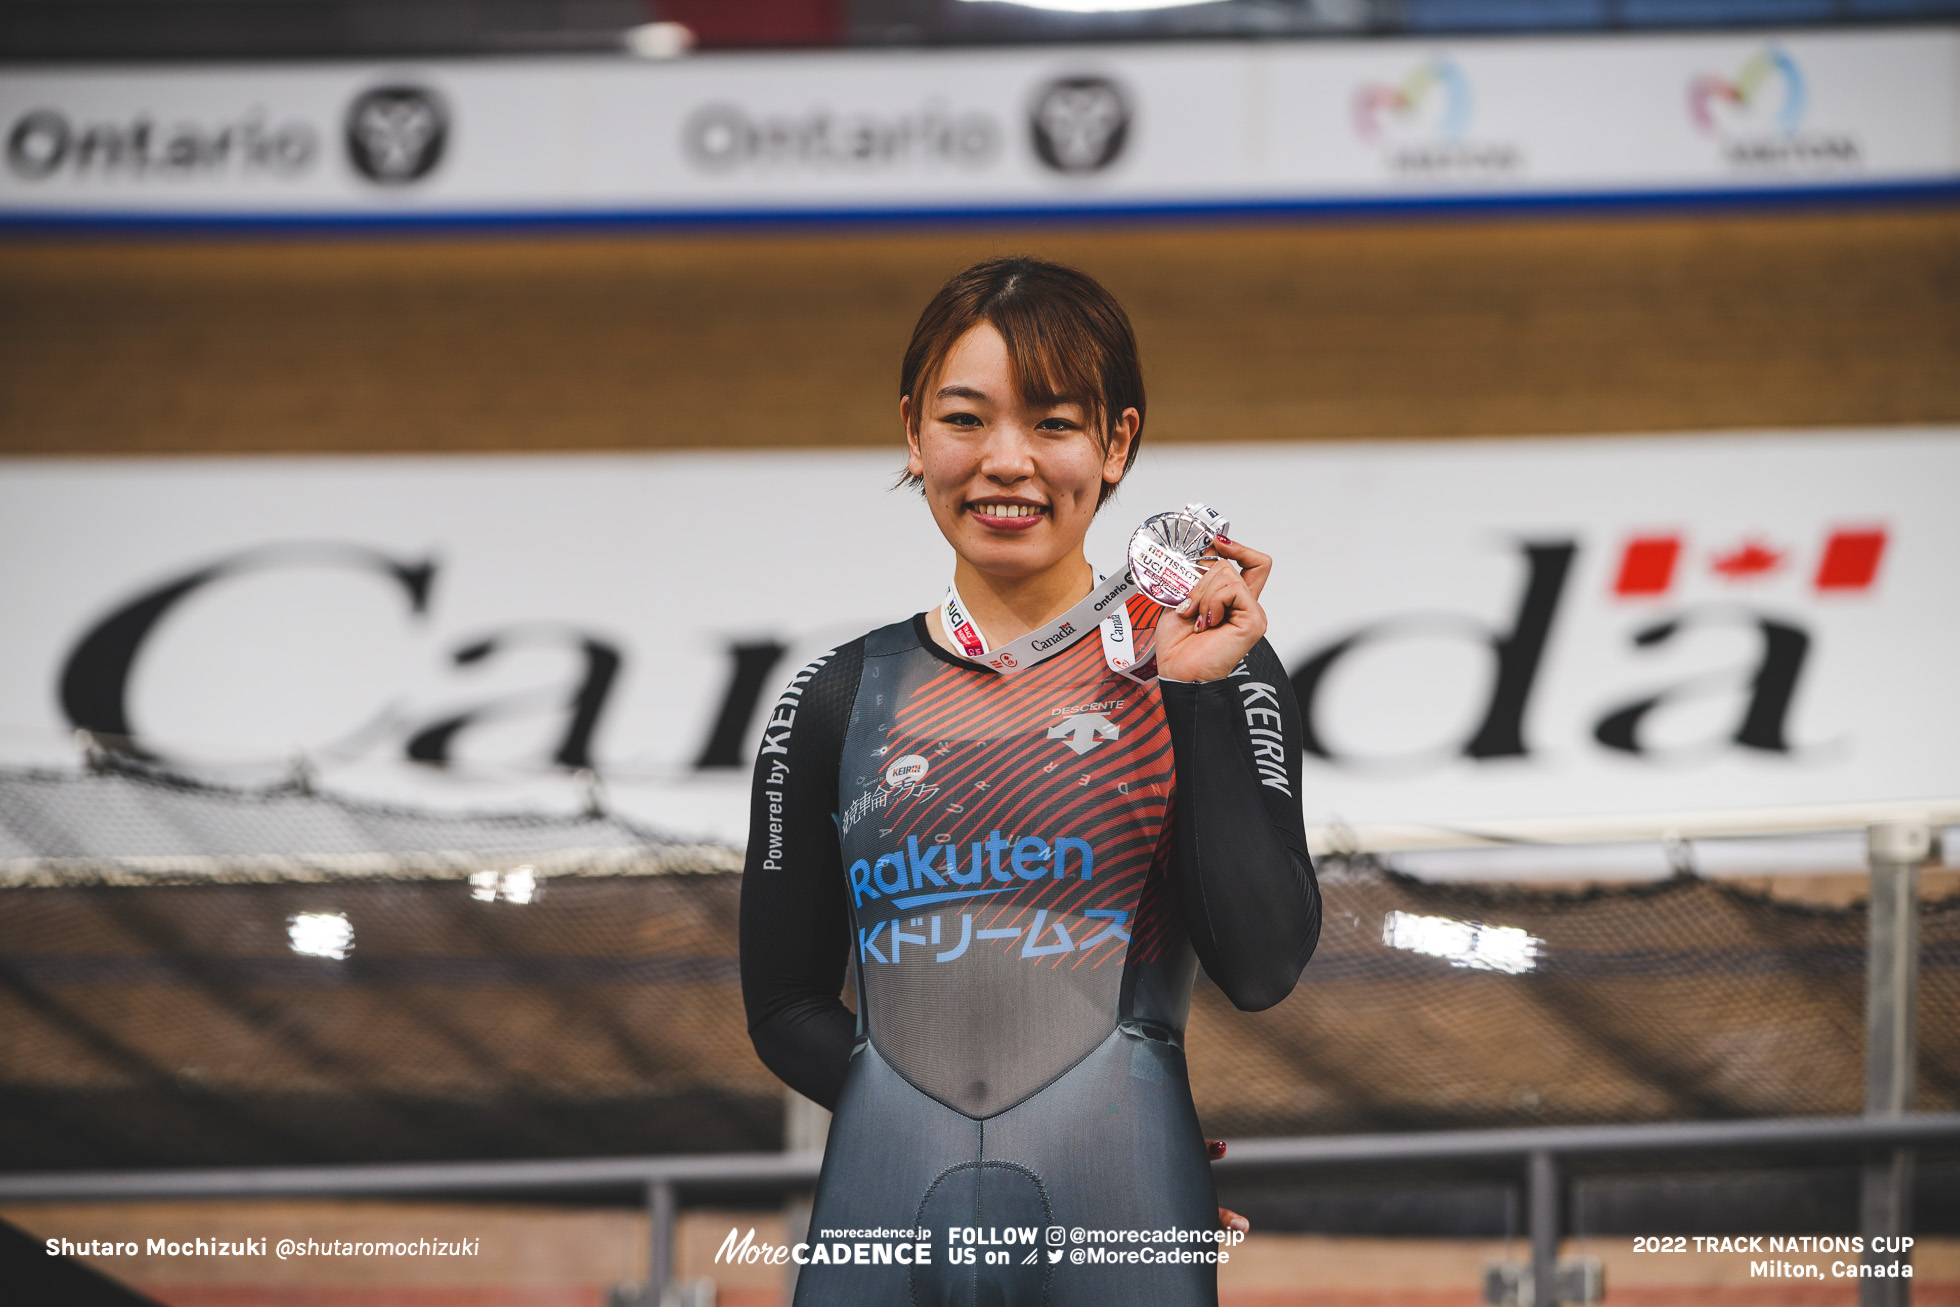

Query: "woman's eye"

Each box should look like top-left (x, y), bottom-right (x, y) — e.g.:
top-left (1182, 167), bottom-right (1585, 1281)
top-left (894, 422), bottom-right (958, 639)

top-left (1036, 418), bottom-right (1079, 431)
top-left (940, 412), bottom-right (983, 428)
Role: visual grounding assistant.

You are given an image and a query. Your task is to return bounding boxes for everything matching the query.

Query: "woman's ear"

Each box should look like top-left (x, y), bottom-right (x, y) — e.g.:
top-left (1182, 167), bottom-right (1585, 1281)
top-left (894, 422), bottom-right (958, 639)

top-left (901, 394), bottom-right (925, 478)
top-left (1101, 407), bottom-right (1141, 486)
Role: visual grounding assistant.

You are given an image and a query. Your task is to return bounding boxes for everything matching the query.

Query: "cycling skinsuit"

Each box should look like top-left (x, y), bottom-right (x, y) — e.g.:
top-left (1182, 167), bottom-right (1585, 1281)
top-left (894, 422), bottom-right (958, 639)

top-left (741, 596), bottom-right (1319, 1306)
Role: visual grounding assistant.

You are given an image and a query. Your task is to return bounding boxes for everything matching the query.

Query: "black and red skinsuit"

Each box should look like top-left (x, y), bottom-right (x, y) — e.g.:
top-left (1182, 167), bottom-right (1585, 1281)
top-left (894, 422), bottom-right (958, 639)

top-left (741, 595), bottom-right (1319, 1306)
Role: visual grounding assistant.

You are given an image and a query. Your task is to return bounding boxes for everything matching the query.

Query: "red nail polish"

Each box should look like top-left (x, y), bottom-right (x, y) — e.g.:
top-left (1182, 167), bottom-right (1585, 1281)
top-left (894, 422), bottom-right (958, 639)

top-left (1215, 533), bottom-right (1232, 544)
top-left (1207, 1140), bottom-right (1227, 1160)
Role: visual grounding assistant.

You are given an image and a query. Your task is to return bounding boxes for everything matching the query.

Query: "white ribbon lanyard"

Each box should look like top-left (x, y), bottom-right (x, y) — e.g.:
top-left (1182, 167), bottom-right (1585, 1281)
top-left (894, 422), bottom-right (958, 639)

top-left (938, 571), bottom-right (1157, 683)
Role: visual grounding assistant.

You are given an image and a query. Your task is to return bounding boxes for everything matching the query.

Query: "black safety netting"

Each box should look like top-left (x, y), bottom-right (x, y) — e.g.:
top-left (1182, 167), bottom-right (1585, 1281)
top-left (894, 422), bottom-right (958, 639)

top-left (0, 761), bottom-right (738, 885)
top-left (1186, 855), bottom-right (1960, 1138)
top-left (1, 762), bottom-right (1956, 1174)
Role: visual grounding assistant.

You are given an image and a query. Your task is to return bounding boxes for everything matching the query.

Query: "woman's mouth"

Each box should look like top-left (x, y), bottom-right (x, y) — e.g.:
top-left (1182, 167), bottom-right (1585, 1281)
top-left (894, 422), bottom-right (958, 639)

top-left (967, 500), bottom-right (1048, 531)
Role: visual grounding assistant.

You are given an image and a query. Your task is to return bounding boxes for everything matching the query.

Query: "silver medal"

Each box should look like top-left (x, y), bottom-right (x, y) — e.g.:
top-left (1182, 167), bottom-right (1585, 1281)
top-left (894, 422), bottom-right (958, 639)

top-left (1127, 502), bottom-right (1231, 607)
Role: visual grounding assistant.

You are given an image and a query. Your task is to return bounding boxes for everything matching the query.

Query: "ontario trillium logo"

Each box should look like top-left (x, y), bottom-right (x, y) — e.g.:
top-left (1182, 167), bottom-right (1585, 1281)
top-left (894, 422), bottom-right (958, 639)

top-left (1350, 56), bottom-right (1518, 177)
top-left (344, 85), bottom-right (449, 185)
top-left (1029, 76), bottom-right (1130, 175)
top-left (1688, 48), bottom-right (1857, 171)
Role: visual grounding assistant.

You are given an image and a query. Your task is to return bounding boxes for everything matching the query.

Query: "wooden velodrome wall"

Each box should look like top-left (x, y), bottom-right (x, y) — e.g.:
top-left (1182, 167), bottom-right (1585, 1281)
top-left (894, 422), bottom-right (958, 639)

top-left (2, 207), bottom-right (1956, 456)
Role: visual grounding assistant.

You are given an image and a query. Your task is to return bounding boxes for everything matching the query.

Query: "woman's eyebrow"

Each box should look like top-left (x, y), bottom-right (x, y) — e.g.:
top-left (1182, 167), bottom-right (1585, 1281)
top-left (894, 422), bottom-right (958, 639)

top-left (935, 385), bottom-right (988, 402)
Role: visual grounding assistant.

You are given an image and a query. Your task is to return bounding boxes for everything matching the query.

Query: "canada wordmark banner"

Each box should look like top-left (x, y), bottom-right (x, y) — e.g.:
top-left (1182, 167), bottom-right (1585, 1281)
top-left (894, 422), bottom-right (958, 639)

top-left (0, 430), bottom-right (1953, 842)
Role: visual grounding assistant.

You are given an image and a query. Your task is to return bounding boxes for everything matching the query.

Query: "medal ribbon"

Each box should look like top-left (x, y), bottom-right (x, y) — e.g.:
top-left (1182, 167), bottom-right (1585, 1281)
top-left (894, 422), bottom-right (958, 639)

top-left (938, 570), bottom-right (1152, 680)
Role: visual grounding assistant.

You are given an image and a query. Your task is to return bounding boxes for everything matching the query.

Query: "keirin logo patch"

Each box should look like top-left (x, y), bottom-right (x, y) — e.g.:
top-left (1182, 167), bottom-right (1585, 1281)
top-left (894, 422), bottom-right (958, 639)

top-left (884, 753), bottom-right (931, 787)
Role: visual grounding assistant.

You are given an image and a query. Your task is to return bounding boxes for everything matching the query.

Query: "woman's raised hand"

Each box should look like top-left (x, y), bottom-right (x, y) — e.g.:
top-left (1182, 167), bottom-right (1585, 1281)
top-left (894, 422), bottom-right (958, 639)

top-left (1152, 536), bottom-right (1272, 684)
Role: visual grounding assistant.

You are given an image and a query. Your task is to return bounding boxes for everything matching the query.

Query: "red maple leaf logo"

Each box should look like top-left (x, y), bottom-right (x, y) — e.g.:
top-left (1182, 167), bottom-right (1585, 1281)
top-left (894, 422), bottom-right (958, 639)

top-left (1711, 539), bottom-right (1784, 579)
top-left (1815, 527), bottom-right (1887, 591)
top-left (1614, 535), bottom-right (1680, 597)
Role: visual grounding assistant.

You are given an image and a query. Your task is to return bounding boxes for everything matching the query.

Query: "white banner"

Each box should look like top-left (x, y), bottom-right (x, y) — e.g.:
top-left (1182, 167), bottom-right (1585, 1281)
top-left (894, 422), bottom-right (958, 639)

top-left (2, 28), bottom-right (1954, 220)
top-left (0, 430), bottom-right (1954, 844)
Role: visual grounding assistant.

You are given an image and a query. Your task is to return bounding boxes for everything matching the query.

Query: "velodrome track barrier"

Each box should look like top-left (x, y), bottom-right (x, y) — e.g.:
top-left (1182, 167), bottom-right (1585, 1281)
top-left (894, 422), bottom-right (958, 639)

top-left (5, 1112), bottom-right (1959, 1305)
top-left (2, 762), bottom-right (1951, 1303)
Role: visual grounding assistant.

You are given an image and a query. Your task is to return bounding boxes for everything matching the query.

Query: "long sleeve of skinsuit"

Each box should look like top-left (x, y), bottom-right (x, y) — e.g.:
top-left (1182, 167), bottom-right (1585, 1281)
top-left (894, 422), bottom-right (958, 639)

top-left (738, 639), bottom-right (865, 1111)
top-left (1158, 637), bottom-right (1321, 1011)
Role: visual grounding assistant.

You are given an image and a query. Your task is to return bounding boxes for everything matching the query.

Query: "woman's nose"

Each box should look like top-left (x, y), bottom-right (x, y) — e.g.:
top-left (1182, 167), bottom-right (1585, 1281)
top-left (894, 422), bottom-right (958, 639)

top-left (977, 424), bottom-right (1037, 480)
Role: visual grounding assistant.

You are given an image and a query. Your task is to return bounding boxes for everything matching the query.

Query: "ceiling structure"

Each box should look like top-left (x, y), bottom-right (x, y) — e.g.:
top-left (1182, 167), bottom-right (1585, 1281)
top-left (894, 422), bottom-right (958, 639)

top-left (4, 0), bottom-right (1956, 61)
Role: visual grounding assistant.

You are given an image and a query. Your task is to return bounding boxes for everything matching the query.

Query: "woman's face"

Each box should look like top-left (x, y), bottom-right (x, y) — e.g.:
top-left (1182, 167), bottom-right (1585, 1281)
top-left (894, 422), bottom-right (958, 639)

top-left (904, 322), bottom-right (1136, 582)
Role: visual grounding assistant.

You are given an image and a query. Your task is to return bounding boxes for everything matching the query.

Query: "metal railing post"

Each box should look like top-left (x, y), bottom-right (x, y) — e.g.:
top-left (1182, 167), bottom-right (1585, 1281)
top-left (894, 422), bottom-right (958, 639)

top-left (783, 1090), bottom-right (829, 1302)
top-left (1863, 820), bottom-right (1929, 1307)
top-left (1528, 1150), bottom-right (1559, 1306)
top-left (647, 1179), bottom-right (676, 1305)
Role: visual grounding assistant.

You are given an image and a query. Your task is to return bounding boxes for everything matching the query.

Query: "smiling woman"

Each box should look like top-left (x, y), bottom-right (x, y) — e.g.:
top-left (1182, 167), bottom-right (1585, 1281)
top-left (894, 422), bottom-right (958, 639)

top-left (899, 257), bottom-right (1144, 504)
top-left (898, 263), bottom-right (1143, 668)
top-left (738, 257), bottom-right (1321, 1306)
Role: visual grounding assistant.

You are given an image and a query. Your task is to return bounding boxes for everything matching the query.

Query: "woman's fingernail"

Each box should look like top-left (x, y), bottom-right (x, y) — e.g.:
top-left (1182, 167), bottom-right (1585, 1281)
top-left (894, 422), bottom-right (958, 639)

top-left (1232, 1217), bottom-right (1250, 1233)
top-left (1215, 533), bottom-right (1233, 544)
top-left (1177, 600), bottom-right (1193, 616)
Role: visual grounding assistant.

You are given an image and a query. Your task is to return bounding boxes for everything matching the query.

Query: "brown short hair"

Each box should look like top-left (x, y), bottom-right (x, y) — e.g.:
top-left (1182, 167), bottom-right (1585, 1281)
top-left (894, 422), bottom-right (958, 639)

top-left (900, 256), bottom-right (1144, 507)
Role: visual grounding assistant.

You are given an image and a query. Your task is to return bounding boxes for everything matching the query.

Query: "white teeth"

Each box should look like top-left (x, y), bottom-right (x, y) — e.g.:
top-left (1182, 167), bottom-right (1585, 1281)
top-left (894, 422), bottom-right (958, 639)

top-left (977, 503), bottom-right (1042, 518)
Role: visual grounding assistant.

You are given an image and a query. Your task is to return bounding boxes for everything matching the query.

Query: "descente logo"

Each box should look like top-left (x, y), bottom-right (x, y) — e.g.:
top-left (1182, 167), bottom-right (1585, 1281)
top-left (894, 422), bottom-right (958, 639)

top-left (6, 108), bottom-right (317, 181)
